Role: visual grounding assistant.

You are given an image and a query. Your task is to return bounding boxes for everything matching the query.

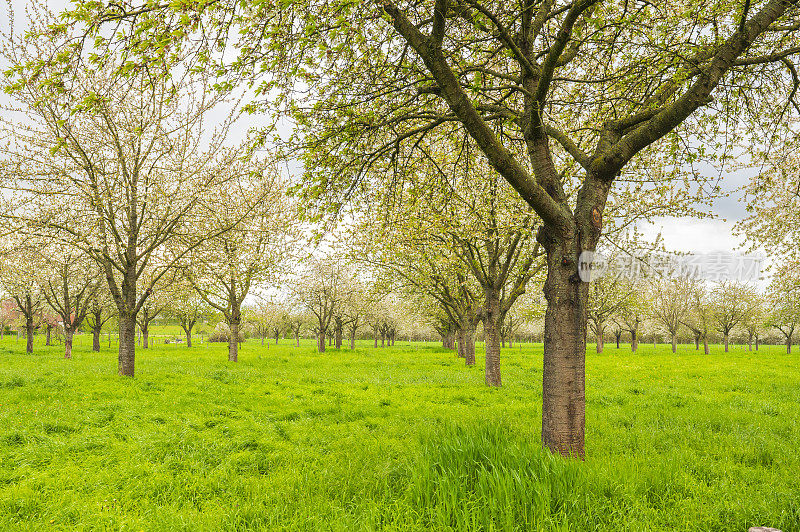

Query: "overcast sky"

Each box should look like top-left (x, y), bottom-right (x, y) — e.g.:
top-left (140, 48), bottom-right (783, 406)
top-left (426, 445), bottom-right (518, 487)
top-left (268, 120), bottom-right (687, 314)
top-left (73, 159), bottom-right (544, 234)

top-left (0, 0), bottom-right (755, 258)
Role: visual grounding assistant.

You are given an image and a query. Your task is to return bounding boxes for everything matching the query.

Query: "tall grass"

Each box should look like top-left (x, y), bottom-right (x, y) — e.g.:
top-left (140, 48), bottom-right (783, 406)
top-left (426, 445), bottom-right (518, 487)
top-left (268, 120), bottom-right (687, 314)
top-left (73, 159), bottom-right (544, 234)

top-left (1, 337), bottom-right (799, 530)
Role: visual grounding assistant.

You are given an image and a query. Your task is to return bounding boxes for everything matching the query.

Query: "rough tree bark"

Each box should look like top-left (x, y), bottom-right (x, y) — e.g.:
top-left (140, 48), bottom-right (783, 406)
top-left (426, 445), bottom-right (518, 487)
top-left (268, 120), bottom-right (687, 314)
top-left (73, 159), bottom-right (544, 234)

top-left (92, 324), bottom-right (101, 351)
top-left (541, 236), bottom-right (588, 459)
top-left (25, 316), bottom-right (34, 355)
top-left (595, 321), bottom-right (604, 354)
top-left (458, 318), bottom-right (477, 366)
top-left (118, 312), bottom-right (136, 377)
top-left (228, 320), bottom-right (240, 362)
top-left (64, 329), bottom-right (74, 359)
top-left (334, 318), bottom-right (342, 349)
top-left (483, 288), bottom-right (502, 386)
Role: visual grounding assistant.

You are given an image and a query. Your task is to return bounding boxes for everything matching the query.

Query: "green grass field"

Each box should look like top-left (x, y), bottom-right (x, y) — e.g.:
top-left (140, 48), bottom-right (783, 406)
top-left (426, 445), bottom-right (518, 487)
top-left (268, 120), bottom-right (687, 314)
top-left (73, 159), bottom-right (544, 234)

top-left (1, 336), bottom-right (798, 531)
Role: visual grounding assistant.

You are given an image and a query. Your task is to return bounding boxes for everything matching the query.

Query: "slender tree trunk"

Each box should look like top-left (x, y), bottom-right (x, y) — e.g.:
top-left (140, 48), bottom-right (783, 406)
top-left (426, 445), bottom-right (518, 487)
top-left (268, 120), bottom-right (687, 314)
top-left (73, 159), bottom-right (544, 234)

top-left (295, 332), bottom-right (300, 347)
top-left (25, 316), bottom-right (34, 354)
top-left (671, 334), bottom-right (677, 353)
top-left (631, 330), bottom-right (638, 352)
top-left (64, 329), bottom-right (74, 359)
top-left (228, 321), bottom-right (240, 362)
top-left (508, 335), bottom-right (513, 348)
top-left (350, 329), bottom-right (356, 350)
top-left (92, 325), bottom-right (101, 352)
top-left (755, 335), bottom-right (760, 351)
top-left (118, 313), bottom-right (136, 377)
top-left (786, 337), bottom-right (791, 354)
top-left (483, 289), bottom-right (502, 386)
top-left (724, 333), bottom-right (729, 352)
top-left (615, 332), bottom-right (620, 349)
top-left (142, 325), bottom-right (150, 349)
top-left (541, 246), bottom-right (587, 459)
top-left (694, 335), bottom-right (699, 350)
top-left (46, 325), bottom-right (51, 346)
top-left (595, 322), bottom-right (604, 354)
top-left (186, 327), bottom-right (192, 348)
top-left (456, 327), bottom-right (465, 357)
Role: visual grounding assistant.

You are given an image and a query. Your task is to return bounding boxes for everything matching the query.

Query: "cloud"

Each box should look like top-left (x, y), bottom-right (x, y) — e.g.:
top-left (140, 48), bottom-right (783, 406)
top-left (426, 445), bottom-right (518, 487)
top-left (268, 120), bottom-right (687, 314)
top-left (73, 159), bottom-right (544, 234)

top-left (642, 217), bottom-right (747, 254)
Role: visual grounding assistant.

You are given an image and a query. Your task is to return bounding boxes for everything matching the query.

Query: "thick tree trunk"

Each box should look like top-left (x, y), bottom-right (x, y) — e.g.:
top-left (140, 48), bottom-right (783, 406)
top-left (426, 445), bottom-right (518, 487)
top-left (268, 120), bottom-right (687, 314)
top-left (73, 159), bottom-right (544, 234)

top-left (186, 327), bottom-right (192, 348)
top-left (631, 330), bottom-right (638, 352)
top-left (92, 326), bottom-right (101, 352)
top-left (25, 317), bottom-right (34, 354)
top-left (703, 337), bottom-right (709, 355)
top-left (64, 329), bottom-right (74, 359)
top-left (350, 330), bottom-right (356, 350)
top-left (508, 335), bottom-right (513, 348)
top-left (671, 334), bottom-right (677, 353)
top-left (615, 332), bottom-right (621, 349)
top-left (462, 326), bottom-right (475, 366)
top-left (755, 335), bottom-right (760, 351)
top-left (458, 319), bottom-right (476, 366)
top-left (694, 335), bottom-right (699, 350)
top-left (335, 321), bottom-right (342, 349)
top-left (483, 289), bottom-right (502, 386)
top-left (455, 328), bottom-right (465, 357)
top-left (295, 333), bottom-right (300, 347)
top-left (118, 314), bottom-right (136, 377)
top-left (723, 334), bottom-right (729, 352)
top-left (228, 321), bottom-right (239, 362)
top-left (786, 337), bottom-right (791, 354)
top-left (142, 325), bottom-right (150, 349)
top-left (318, 329), bottom-right (327, 353)
top-left (541, 246), bottom-right (586, 459)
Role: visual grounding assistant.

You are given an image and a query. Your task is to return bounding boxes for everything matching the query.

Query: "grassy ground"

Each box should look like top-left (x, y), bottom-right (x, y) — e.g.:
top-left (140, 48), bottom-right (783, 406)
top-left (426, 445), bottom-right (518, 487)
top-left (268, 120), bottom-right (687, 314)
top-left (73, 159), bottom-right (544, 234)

top-left (1, 336), bottom-right (798, 531)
